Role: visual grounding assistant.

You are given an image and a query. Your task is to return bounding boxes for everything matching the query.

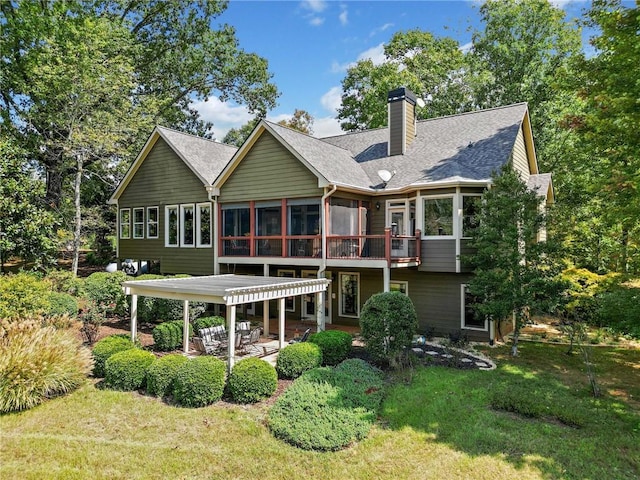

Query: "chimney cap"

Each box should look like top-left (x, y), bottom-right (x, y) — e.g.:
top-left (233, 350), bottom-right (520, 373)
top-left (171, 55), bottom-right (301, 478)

top-left (387, 87), bottom-right (417, 105)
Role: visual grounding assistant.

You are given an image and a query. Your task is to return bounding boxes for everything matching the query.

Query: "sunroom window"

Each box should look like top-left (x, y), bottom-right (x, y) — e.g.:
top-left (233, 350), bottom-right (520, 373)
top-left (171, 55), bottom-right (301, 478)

top-left (196, 203), bottom-right (211, 247)
top-left (423, 197), bottom-right (453, 236)
top-left (181, 204), bottom-right (195, 247)
top-left (133, 208), bottom-right (144, 239)
top-left (165, 205), bottom-right (179, 247)
top-left (147, 207), bottom-right (159, 239)
top-left (462, 195), bottom-right (482, 238)
top-left (119, 209), bottom-right (131, 239)
top-left (222, 205), bottom-right (250, 237)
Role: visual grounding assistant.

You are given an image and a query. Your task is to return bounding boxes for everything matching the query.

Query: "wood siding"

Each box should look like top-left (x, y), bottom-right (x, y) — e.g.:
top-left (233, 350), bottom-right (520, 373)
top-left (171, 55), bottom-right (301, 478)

top-left (405, 101), bottom-right (415, 147)
top-left (219, 132), bottom-right (321, 203)
top-left (388, 101), bottom-right (404, 156)
top-left (419, 240), bottom-right (456, 272)
top-left (511, 126), bottom-right (530, 181)
top-left (117, 138), bottom-right (214, 275)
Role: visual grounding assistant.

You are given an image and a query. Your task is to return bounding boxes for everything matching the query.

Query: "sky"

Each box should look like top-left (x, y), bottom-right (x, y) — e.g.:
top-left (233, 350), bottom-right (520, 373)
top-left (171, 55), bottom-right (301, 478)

top-left (192, 0), bottom-right (596, 141)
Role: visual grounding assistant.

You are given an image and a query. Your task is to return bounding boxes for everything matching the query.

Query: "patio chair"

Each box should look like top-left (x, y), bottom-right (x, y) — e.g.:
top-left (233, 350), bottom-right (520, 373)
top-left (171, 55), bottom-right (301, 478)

top-left (289, 328), bottom-right (311, 344)
top-left (195, 326), bottom-right (224, 354)
top-left (239, 327), bottom-right (263, 354)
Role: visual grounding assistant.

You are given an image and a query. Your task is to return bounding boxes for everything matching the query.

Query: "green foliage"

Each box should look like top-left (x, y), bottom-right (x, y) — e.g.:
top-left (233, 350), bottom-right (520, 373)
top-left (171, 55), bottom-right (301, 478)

top-left (91, 335), bottom-right (136, 377)
top-left (104, 349), bottom-right (156, 391)
top-left (222, 117), bottom-right (260, 147)
top-left (135, 275), bottom-right (207, 322)
top-left (359, 291), bottom-right (418, 368)
top-left (594, 285), bottom-right (640, 338)
top-left (0, 319), bottom-right (93, 413)
top-left (173, 357), bottom-right (226, 408)
top-left (46, 292), bottom-right (78, 318)
top-left (268, 359), bottom-right (383, 451)
top-left (152, 321), bottom-right (192, 352)
top-left (192, 316), bottom-right (225, 334)
top-left (277, 109), bottom-right (314, 134)
top-left (84, 271), bottom-right (128, 315)
top-left (275, 342), bottom-right (322, 379)
top-left (308, 330), bottom-right (353, 366)
top-left (0, 273), bottom-right (52, 319)
top-left (45, 270), bottom-right (84, 296)
top-left (228, 358), bottom-right (277, 404)
top-left (145, 354), bottom-right (189, 398)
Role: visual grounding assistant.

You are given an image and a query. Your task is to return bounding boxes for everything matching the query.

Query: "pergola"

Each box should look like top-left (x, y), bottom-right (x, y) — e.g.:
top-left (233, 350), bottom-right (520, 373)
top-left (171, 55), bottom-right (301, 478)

top-left (123, 274), bottom-right (330, 369)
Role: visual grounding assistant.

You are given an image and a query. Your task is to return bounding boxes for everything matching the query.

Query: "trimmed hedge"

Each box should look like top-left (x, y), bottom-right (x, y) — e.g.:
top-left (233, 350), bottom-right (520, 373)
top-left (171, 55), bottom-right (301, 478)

top-left (275, 342), bottom-right (322, 379)
top-left (268, 359), bottom-right (384, 451)
top-left (84, 271), bottom-right (128, 315)
top-left (152, 321), bottom-right (192, 351)
top-left (145, 354), bottom-right (188, 398)
top-left (46, 291), bottom-right (78, 318)
top-left (173, 356), bottom-right (226, 407)
top-left (104, 349), bottom-right (156, 391)
top-left (308, 330), bottom-right (352, 366)
top-left (193, 316), bottom-right (225, 334)
top-left (228, 358), bottom-right (277, 404)
top-left (92, 335), bottom-right (136, 377)
top-left (0, 273), bottom-right (51, 319)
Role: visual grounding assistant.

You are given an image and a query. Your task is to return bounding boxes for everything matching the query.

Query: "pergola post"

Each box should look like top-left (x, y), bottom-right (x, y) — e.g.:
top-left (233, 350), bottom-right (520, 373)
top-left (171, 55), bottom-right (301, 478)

top-left (182, 300), bottom-right (189, 354)
top-left (315, 291), bottom-right (324, 332)
top-left (130, 294), bottom-right (138, 342)
top-left (263, 300), bottom-right (269, 337)
top-left (383, 266), bottom-right (390, 292)
top-left (227, 304), bottom-right (237, 371)
top-left (278, 297), bottom-right (286, 349)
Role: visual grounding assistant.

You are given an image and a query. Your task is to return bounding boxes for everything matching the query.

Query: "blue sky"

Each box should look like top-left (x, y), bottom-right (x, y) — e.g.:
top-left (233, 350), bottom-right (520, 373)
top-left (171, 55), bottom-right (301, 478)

top-left (192, 0), bottom-right (595, 140)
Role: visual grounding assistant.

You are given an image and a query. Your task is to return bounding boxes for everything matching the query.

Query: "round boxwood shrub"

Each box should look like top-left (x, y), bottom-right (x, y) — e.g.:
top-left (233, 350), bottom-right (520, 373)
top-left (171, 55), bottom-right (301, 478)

top-left (173, 356), bottom-right (226, 407)
top-left (152, 321), bottom-right (190, 351)
top-left (104, 348), bottom-right (156, 391)
top-left (275, 342), bottom-right (322, 379)
top-left (360, 291), bottom-right (418, 368)
top-left (92, 335), bottom-right (136, 377)
top-left (308, 330), bottom-right (353, 366)
top-left (228, 357), bottom-right (277, 404)
top-left (46, 291), bottom-right (78, 318)
top-left (145, 354), bottom-right (188, 398)
top-left (84, 271), bottom-right (128, 315)
top-left (193, 316), bottom-right (225, 334)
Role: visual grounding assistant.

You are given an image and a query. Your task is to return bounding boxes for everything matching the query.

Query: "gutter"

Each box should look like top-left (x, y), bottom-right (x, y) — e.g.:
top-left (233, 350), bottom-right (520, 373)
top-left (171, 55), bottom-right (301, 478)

top-left (206, 186), bottom-right (220, 274)
top-left (318, 184), bottom-right (338, 279)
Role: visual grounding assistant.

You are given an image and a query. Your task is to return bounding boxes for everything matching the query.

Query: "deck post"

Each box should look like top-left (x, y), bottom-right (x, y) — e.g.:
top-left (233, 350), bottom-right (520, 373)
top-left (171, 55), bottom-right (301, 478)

top-left (278, 297), bottom-right (286, 349)
top-left (227, 304), bottom-right (237, 371)
top-left (263, 300), bottom-right (270, 336)
top-left (315, 291), bottom-right (324, 332)
top-left (183, 300), bottom-right (189, 354)
top-left (130, 293), bottom-right (138, 343)
top-left (383, 267), bottom-right (390, 292)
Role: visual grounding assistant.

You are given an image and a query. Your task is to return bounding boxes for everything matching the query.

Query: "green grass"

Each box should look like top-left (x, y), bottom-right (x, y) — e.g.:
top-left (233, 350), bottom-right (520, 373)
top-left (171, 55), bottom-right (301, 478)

top-left (1, 344), bottom-right (638, 479)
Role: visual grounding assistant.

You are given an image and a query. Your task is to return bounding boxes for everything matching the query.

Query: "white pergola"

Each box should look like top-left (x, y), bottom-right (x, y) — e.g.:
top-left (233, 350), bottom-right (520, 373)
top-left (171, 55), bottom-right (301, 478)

top-left (123, 274), bottom-right (330, 369)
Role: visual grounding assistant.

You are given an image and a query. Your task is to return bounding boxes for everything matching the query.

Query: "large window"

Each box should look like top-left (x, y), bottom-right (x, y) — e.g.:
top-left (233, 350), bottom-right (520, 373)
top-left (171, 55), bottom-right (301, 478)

top-left (330, 199), bottom-right (359, 235)
top-left (288, 201), bottom-right (320, 235)
top-left (180, 204), bottom-right (195, 247)
top-left (423, 197), bottom-right (453, 236)
top-left (461, 285), bottom-right (487, 331)
top-left (147, 207), bottom-right (159, 239)
top-left (462, 195), bottom-right (481, 238)
top-left (256, 202), bottom-right (281, 236)
top-left (222, 205), bottom-right (250, 237)
top-left (390, 280), bottom-right (408, 295)
top-left (165, 205), bottom-right (179, 247)
top-left (339, 272), bottom-right (360, 318)
top-left (119, 208), bottom-right (131, 239)
top-left (196, 203), bottom-right (211, 247)
top-left (133, 208), bottom-right (144, 239)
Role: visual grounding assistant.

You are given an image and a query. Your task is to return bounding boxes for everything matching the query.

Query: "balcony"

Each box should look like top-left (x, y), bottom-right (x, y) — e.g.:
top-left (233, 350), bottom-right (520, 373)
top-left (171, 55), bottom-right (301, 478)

top-left (220, 230), bottom-right (421, 267)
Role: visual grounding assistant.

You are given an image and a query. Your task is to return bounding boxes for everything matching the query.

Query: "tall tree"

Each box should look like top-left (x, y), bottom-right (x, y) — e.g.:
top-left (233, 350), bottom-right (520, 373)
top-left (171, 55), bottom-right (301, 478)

top-left (337, 29), bottom-right (473, 131)
top-left (222, 117), bottom-right (260, 147)
top-left (467, 167), bottom-right (566, 356)
top-left (277, 109), bottom-right (314, 134)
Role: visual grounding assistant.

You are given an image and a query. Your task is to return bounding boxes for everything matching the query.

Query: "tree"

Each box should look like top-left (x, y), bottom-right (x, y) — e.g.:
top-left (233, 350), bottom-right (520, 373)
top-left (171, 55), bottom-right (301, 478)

top-left (0, 140), bottom-right (58, 271)
top-left (222, 117), bottom-right (260, 147)
top-left (277, 109), bottom-right (314, 134)
top-left (467, 167), bottom-right (566, 356)
top-left (337, 29), bottom-right (473, 131)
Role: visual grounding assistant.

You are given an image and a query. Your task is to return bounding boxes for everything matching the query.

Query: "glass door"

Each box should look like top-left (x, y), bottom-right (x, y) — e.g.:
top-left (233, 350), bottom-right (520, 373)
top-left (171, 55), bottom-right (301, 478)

top-left (388, 203), bottom-right (408, 257)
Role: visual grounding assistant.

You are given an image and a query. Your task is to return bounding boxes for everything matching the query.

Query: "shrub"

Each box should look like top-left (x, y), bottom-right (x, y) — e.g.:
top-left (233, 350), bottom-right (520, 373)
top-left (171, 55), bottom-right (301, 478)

top-left (275, 342), bottom-right (322, 379)
top-left (360, 291), bottom-right (418, 368)
top-left (173, 356), bottom-right (226, 407)
top-left (145, 354), bottom-right (189, 398)
top-left (46, 291), bottom-right (78, 318)
top-left (0, 319), bottom-right (93, 413)
top-left (104, 349), bottom-right (156, 391)
top-left (0, 273), bottom-right (51, 319)
top-left (91, 334), bottom-right (136, 377)
top-left (45, 270), bottom-right (84, 296)
top-left (84, 271), bottom-right (128, 315)
top-left (135, 274), bottom-right (207, 322)
top-left (308, 330), bottom-right (352, 366)
top-left (228, 358), bottom-right (277, 404)
top-left (594, 286), bottom-right (640, 338)
top-left (193, 316), bottom-right (225, 334)
top-left (152, 321), bottom-right (192, 351)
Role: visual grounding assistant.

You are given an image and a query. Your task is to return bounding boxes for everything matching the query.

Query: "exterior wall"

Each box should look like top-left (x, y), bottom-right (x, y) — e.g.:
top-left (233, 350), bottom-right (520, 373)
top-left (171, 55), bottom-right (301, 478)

top-left (388, 100), bottom-right (405, 156)
top-left (511, 126), bottom-right (530, 181)
top-left (118, 137), bottom-right (214, 275)
top-left (419, 240), bottom-right (456, 272)
top-left (219, 132), bottom-right (322, 203)
top-left (405, 101), bottom-right (415, 147)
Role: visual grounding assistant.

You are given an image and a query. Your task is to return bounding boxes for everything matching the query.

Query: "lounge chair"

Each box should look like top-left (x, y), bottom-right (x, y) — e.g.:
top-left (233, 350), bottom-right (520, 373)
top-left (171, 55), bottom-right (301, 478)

top-left (289, 328), bottom-right (311, 344)
top-left (239, 327), bottom-right (262, 354)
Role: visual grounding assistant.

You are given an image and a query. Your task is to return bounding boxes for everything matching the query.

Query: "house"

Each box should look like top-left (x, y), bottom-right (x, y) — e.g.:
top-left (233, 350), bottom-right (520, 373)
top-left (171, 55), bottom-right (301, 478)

top-left (109, 87), bottom-right (553, 342)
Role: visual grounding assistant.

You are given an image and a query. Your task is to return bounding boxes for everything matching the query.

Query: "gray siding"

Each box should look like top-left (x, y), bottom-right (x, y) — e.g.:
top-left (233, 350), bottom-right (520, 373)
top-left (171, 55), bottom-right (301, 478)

top-left (512, 126), bottom-right (530, 181)
top-left (118, 138), bottom-right (214, 275)
top-left (388, 101), bottom-right (404, 156)
top-left (419, 240), bottom-right (456, 272)
top-left (219, 132), bottom-right (322, 202)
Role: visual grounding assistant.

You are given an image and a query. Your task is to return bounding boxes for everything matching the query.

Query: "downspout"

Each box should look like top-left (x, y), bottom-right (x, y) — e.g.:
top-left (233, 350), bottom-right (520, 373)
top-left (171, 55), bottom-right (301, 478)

top-left (206, 186), bottom-right (220, 275)
top-left (113, 199), bottom-right (120, 260)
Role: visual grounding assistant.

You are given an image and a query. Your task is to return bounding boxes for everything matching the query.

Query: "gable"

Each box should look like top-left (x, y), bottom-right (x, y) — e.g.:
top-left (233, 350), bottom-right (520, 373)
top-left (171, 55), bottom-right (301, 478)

top-left (218, 131), bottom-right (322, 203)
top-left (119, 138), bottom-right (209, 206)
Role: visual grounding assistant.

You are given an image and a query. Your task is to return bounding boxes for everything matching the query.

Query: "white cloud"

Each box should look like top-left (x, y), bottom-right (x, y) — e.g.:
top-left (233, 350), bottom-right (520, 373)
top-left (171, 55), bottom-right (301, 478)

top-left (313, 116), bottom-right (343, 138)
top-left (301, 0), bottom-right (327, 12)
top-left (339, 8), bottom-right (348, 26)
top-left (190, 97), bottom-right (253, 140)
top-left (321, 86), bottom-right (342, 114)
top-left (459, 42), bottom-right (473, 54)
top-left (330, 42), bottom-right (386, 73)
top-left (370, 22), bottom-right (394, 37)
top-left (309, 16), bottom-right (325, 26)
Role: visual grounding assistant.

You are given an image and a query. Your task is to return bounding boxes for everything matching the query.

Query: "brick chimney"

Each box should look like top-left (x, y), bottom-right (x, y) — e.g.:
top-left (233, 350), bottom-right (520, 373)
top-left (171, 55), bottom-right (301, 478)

top-left (388, 87), bottom-right (417, 156)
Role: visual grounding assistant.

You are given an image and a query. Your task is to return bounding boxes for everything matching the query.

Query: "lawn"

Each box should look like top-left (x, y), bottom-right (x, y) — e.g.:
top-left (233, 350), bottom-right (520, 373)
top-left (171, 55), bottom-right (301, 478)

top-left (1, 343), bottom-right (638, 480)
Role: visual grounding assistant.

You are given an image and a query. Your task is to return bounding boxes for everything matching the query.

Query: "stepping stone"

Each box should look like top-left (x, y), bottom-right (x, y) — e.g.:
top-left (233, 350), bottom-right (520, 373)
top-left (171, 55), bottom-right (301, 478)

top-left (411, 348), bottom-right (424, 356)
top-left (425, 350), bottom-right (440, 356)
top-left (460, 358), bottom-right (472, 363)
top-left (475, 362), bottom-right (487, 367)
top-left (442, 354), bottom-right (453, 359)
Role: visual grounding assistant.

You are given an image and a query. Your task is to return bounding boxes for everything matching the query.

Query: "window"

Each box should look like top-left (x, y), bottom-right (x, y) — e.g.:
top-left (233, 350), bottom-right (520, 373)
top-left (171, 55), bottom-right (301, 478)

top-left (132, 208), bottom-right (144, 239)
top-left (462, 195), bottom-right (482, 238)
top-left (277, 269), bottom-right (296, 312)
top-left (390, 281), bottom-right (408, 295)
top-left (256, 201), bottom-right (281, 236)
top-left (330, 198), bottom-right (359, 235)
top-left (339, 272), bottom-right (360, 318)
top-left (196, 203), bottom-right (212, 247)
top-left (461, 285), bottom-right (488, 331)
top-left (119, 208), bottom-right (131, 239)
top-left (288, 201), bottom-right (320, 235)
top-left (180, 204), bottom-right (195, 247)
top-left (222, 205), bottom-right (250, 237)
top-left (423, 197), bottom-right (453, 236)
top-left (147, 207), bottom-right (159, 239)
top-left (165, 205), bottom-right (179, 247)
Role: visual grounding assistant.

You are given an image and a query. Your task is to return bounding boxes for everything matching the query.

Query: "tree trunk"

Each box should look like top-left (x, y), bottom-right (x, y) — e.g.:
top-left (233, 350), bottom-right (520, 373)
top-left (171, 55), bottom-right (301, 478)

top-left (621, 227), bottom-right (629, 274)
top-left (71, 154), bottom-right (83, 277)
top-left (511, 329), bottom-right (520, 356)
